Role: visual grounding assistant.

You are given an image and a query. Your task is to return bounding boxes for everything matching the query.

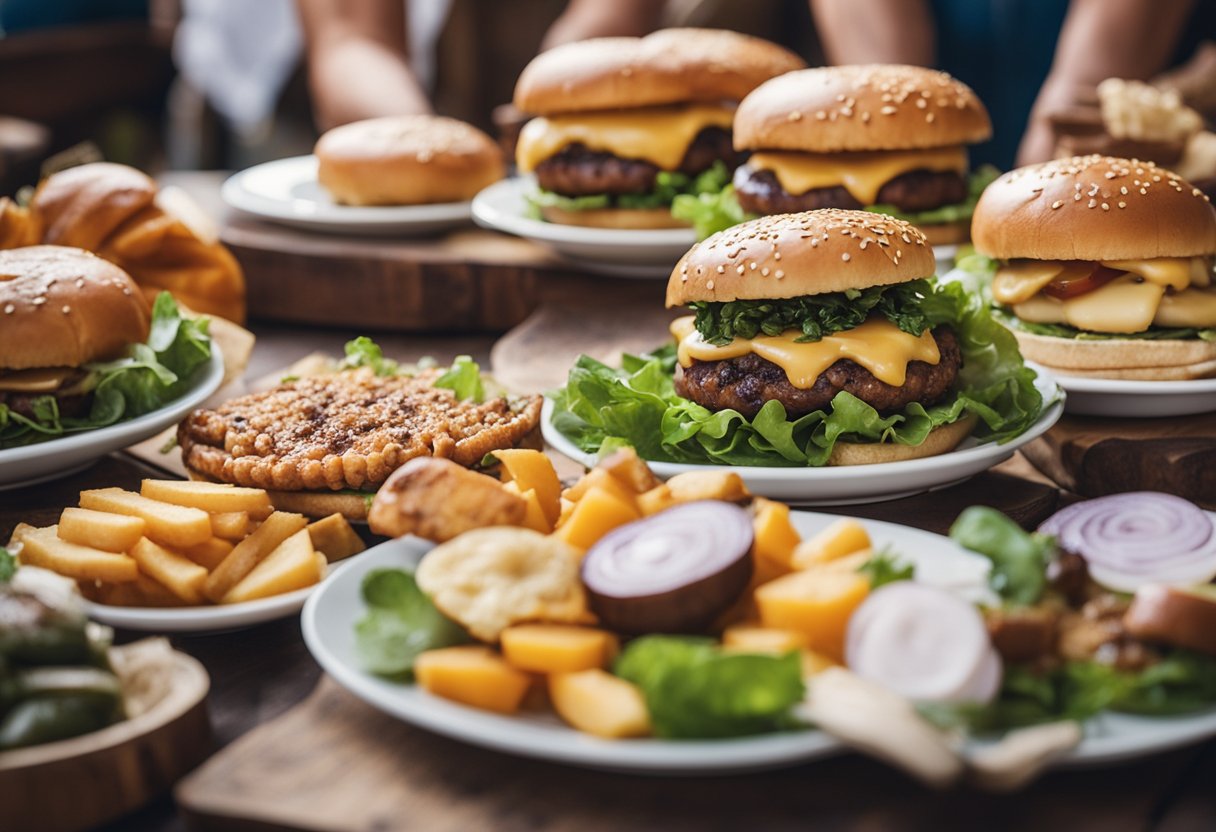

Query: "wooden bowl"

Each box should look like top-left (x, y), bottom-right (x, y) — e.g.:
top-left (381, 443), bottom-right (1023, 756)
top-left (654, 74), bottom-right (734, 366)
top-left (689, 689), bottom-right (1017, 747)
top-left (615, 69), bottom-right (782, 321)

top-left (0, 640), bottom-right (212, 832)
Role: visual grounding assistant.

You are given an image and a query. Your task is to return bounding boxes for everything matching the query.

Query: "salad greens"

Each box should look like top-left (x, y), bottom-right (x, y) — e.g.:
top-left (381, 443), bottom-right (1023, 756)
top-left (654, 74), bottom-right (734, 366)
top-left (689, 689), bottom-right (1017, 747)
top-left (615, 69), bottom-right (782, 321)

top-left (857, 549), bottom-right (915, 589)
top-left (355, 568), bottom-right (467, 678)
top-left (549, 280), bottom-right (1044, 467)
top-left (949, 506), bottom-right (1054, 606)
top-left (690, 279), bottom-right (936, 346)
top-left (340, 336), bottom-right (400, 376)
top-left (0, 292), bottom-right (211, 449)
top-left (614, 636), bottom-right (805, 739)
top-left (527, 162), bottom-right (731, 217)
top-left (435, 355), bottom-right (486, 403)
top-left (866, 166), bottom-right (1000, 227)
top-left (0, 548), bottom-right (13, 583)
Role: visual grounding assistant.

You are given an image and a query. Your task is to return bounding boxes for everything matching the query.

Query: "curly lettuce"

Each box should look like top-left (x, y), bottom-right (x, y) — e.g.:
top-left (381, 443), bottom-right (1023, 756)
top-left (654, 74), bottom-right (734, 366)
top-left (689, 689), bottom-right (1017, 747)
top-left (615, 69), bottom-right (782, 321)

top-left (526, 162), bottom-right (731, 218)
top-left (549, 280), bottom-right (1044, 467)
top-left (0, 293), bottom-right (212, 449)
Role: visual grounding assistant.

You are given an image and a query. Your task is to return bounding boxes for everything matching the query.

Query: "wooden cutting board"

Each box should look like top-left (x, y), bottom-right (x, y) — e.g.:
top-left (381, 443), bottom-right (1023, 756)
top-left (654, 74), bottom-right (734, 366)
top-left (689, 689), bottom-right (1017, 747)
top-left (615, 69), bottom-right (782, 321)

top-left (1023, 412), bottom-right (1216, 509)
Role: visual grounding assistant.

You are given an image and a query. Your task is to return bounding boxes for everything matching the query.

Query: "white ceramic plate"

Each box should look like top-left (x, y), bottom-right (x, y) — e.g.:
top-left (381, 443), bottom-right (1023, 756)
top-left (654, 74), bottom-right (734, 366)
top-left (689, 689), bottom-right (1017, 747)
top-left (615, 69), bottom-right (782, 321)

top-left (302, 513), bottom-right (1216, 775)
top-left (221, 156), bottom-right (472, 236)
top-left (542, 372), bottom-right (1064, 505)
top-left (0, 349), bottom-right (224, 490)
top-left (85, 560), bottom-right (349, 633)
top-left (471, 178), bottom-right (695, 276)
top-left (1034, 365), bottom-right (1216, 418)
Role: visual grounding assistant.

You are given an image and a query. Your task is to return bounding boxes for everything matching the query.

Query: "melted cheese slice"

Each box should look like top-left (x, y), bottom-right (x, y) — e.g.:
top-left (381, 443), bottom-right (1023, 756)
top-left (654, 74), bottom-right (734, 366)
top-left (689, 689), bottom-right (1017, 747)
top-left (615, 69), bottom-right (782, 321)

top-left (671, 316), bottom-right (940, 389)
top-left (0, 367), bottom-right (73, 393)
top-left (516, 104), bottom-right (736, 173)
top-left (747, 147), bottom-right (968, 205)
top-left (993, 257), bottom-right (1207, 305)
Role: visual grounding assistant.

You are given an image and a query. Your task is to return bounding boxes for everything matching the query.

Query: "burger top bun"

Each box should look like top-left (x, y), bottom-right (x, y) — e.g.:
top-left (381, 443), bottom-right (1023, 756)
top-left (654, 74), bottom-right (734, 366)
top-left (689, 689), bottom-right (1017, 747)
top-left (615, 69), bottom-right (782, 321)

top-left (972, 155), bottom-right (1216, 261)
top-left (513, 28), bottom-right (805, 115)
top-left (0, 246), bottom-right (150, 371)
top-left (734, 65), bottom-right (991, 152)
top-left (667, 209), bottom-right (934, 306)
top-left (315, 115), bottom-right (504, 206)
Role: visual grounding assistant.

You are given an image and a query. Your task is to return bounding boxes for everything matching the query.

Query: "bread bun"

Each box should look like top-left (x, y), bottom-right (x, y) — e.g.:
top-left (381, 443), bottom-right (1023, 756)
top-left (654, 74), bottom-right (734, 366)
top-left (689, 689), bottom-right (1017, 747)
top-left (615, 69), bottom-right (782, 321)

top-left (1010, 328), bottom-right (1216, 379)
top-left (185, 465), bottom-right (370, 521)
top-left (918, 220), bottom-right (972, 247)
top-left (667, 209), bottom-right (934, 306)
top-left (0, 246), bottom-right (150, 370)
top-left (33, 162), bottom-right (157, 250)
top-left (828, 413), bottom-right (977, 466)
top-left (514, 28), bottom-right (804, 115)
top-left (539, 205), bottom-right (690, 229)
top-left (315, 115), bottom-right (505, 206)
top-left (734, 65), bottom-right (991, 153)
top-left (973, 156), bottom-right (1216, 261)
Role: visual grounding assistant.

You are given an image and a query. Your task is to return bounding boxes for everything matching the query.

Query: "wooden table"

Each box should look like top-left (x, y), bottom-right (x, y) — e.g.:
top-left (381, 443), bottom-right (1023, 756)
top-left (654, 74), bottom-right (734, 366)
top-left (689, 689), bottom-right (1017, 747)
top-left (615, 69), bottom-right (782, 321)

top-left (8, 179), bottom-right (1215, 831)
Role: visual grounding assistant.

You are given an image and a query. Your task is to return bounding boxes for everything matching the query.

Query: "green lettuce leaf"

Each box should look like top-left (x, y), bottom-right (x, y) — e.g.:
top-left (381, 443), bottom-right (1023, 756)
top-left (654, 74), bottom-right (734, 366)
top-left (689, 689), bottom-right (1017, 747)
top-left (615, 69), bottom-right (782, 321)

top-left (671, 184), bottom-right (755, 240)
top-left (866, 166), bottom-right (1000, 227)
top-left (355, 568), bottom-right (468, 678)
top-left (527, 161), bottom-right (731, 217)
top-left (434, 355), bottom-right (485, 403)
top-left (0, 293), bottom-right (211, 449)
top-left (341, 336), bottom-right (400, 376)
top-left (549, 280), bottom-right (1044, 467)
top-left (614, 635), bottom-right (805, 739)
top-left (0, 548), bottom-right (14, 582)
top-left (857, 548), bottom-right (915, 589)
top-left (949, 506), bottom-right (1054, 606)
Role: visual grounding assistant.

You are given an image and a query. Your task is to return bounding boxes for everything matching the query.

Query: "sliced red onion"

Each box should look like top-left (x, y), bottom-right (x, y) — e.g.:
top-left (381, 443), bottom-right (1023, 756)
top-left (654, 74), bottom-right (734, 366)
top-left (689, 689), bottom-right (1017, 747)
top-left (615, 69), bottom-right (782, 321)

top-left (1039, 492), bottom-right (1216, 593)
top-left (846, 582), bottom-right (1002, 704)
top-left (581, 501), bottom-right (753, 634)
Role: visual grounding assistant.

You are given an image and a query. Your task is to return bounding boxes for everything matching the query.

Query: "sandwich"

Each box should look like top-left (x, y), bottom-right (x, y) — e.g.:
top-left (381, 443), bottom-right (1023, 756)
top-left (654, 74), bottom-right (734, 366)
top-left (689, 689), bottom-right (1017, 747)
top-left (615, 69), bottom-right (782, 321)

top-left (679, 65), bottom-right (993, 242)
top-left (549, 210), bottom-right (1043, 467)
top-left (970, 155), bottom-right (1216, 379)
top-left (0, 245), bottom-right (212, 448)
top-left (315, 114), bottom-right (505, 206)
top-left (512, 28), bottom-right (804, 229)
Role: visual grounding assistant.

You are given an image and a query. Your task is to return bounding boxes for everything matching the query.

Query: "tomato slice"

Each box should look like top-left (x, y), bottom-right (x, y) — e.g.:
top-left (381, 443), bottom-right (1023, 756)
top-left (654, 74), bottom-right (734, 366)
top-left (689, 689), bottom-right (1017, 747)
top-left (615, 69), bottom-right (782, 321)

top-left (1042, 263), bottom-right (1124, 300)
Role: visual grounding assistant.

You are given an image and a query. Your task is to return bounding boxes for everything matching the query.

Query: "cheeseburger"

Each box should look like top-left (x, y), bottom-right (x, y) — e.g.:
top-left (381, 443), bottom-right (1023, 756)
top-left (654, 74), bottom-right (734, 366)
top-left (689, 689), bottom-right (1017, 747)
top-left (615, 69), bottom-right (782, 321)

top-left (512, 28), bottom-right (804, 229)
top-left (666, 210), bottom-right (1038, 465)
top-left (731, 65), bottom-right (992, 245)
top-left (972, 155), bottom-right (1216, 379)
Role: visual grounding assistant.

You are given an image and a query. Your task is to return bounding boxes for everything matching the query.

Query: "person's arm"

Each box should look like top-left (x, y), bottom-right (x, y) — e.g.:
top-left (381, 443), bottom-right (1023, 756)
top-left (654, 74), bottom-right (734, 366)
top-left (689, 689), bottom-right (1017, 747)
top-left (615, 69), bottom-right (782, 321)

top-left (297, 0), bottom-right (431, 130)
top-left (1017, 0), bottom-right (1196, 165)
top-left (541, 0), bottom-right (666, 50)
top-left (809, 0), bottom-right (935, 66)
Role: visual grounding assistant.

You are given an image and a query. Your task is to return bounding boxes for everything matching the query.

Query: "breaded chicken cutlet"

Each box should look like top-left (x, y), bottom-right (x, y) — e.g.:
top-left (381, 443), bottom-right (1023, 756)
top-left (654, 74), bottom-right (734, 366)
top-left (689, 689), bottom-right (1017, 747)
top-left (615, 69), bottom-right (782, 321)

top-left (178, 368), bottom-right (542, 492)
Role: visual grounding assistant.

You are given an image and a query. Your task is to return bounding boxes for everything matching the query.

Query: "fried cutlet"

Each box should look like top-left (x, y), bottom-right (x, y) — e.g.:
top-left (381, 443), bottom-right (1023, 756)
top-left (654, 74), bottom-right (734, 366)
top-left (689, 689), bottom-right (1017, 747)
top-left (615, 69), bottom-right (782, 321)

top-left (178, 368), bottom-right (542, 492)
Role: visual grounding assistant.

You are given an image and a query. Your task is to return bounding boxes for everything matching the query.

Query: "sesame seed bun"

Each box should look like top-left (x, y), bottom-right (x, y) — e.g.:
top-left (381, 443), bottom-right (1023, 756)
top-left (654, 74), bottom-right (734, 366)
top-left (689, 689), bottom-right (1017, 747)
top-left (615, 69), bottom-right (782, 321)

top-left (315, 115), bottom-right (505, 206)
top-left (0, 245), bottom-right (150, 371)
top-left (666, 210), bottom-right (935, 307)
top-left (538, 205), bottom-right (691, 229)
top-left (1010, 329), bottom-right (1216, 380)
top-left (513, 29), bottom-right (805, 115)
top-left (972, 156), bottom-right (1216, 261)
top-left (733, 65), bottom-right (991, 153)
top-left (828, 413), bottom-right (978, 465)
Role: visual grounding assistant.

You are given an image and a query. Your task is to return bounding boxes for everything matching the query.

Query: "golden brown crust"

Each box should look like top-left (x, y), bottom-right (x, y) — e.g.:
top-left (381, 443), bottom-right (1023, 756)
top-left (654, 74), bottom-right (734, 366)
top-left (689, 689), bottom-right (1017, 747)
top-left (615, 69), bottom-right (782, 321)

top-left (973, 156), bottom-right (1216, 261)
top-left (539, 204), bottom-right (690, 229)
top-left (177, 368), bottom-right (543, 492)
top-left (1010, 328), bottom-right (1216, 377)
top-left (826, 413), bottom-right (978, 466)
top-left (734, 66), bottom-right (991, 153)
top-left (667, 209), bottom-right (935, 306)
top-left (514, 28), bottom-right (804, 115)
top-left (0, 246), bottom-right (150, 370)
top-left (33, 162), bottom-right (157, 250)
top-left (368, 457), bottom-right (527, 541)
top-left (315, 115), bottom-right (505, 206)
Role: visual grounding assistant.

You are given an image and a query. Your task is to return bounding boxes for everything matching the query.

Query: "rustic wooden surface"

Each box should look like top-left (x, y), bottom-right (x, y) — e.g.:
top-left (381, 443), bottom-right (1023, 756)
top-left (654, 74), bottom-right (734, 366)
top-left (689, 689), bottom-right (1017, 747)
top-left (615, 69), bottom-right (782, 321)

top-left (0, 648), bottom-right (210, 832)
top-left (1023, 412), bottom-right (1216, 509)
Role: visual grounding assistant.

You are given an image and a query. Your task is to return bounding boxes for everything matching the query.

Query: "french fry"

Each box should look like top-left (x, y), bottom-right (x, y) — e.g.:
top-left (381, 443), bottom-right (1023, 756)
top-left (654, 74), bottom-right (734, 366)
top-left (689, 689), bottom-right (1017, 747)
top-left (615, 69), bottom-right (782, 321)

top-left (129, 538), bottom-right (210, 604)
top-left (79, 488), bottom-right (212, 548)
top-left (221, 529), bottom-right (325, 604)
top-left (204, 511), bottom-right (308, 602)
top-left (140, 479), bottom-right (273, 519)
top-left (94, 574), bottom-right (189, 608)
top-left (210, 511), bottom-right (251, 540)
top-left (306, 513), bottom-right (366, 562)
top-left (19, 526), bottom-right (140, 583)
top-left (57, 507), bottom-right (145, 553)
top-left (183, 537), bottom-right (235, 571)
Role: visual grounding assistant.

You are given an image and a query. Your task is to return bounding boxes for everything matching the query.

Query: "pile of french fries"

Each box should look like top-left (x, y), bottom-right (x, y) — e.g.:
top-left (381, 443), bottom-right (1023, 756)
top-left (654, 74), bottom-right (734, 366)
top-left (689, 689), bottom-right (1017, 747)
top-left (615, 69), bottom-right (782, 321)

top-left (9, 480), bottom-right (366, 607)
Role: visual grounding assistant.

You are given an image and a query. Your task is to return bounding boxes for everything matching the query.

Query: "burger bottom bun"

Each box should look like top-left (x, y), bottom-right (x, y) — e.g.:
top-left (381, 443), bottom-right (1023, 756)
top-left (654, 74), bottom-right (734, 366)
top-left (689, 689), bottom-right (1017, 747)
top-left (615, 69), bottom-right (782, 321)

top-left (186, 466), bottom-right (370, 522)
top-left (917, 220), bottom-right (971, 247)
top-left (826, 413), bottom-right (978, 466)
top-left (1011, 329), bottom-right (1216, 379)
top-left (540, 205), bottom-right (690, 229)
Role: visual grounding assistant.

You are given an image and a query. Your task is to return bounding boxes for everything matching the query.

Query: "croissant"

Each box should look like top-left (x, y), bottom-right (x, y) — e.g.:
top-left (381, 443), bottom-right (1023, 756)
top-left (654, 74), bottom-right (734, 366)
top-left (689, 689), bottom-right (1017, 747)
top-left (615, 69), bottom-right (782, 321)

top-left (1, 162), bottom-right (246, 323)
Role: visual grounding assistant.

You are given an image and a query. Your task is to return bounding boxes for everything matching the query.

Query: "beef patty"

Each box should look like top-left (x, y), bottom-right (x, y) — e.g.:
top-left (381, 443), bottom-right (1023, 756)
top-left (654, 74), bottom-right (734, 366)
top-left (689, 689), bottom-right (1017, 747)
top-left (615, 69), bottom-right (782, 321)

top-left (675, 327), bottom-right (962, 418)
top-left (733, 165), bottom-right (968, 216)
top-left (534, 127), bottom-right (737, 197)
